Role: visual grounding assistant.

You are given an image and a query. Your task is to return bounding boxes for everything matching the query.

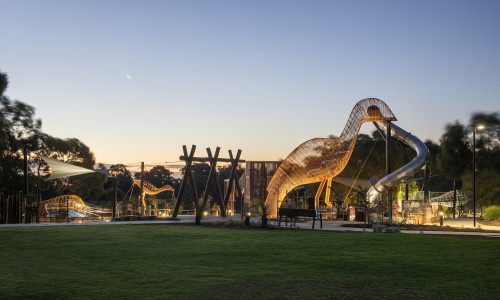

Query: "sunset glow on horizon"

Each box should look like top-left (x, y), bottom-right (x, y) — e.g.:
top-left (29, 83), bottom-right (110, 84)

top-left (1, 0), bottom-right (499, 166)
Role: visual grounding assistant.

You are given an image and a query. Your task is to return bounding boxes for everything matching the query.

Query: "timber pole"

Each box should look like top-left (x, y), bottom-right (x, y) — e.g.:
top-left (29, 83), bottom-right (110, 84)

top-left (386, 120), bottom-right (392, 223)
top-left (113, 176), bottom-right (117, 220)
top-left (23, 145), bottom-right (28, 198)
top-left (140, 162), bottom-right (144, 215)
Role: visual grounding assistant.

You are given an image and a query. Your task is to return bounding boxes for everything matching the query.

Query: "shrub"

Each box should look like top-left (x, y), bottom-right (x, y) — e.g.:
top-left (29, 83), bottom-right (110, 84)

top-left (483, 205), bottom-right (500, 221)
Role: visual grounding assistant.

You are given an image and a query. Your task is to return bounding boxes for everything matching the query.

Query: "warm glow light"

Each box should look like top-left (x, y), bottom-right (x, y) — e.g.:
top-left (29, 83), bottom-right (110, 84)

top-left (246, 212), bottom-right (251, 217)
top-left (203, 211), bottom-right (208, 216)
top-left (265, 98), bottom-right (398, 216)
top-left (477, 125), bottom-right (485, 130)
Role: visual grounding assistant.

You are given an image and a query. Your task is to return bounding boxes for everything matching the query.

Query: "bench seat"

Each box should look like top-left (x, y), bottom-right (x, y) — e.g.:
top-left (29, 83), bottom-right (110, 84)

top-left (278, 208), bottom-right (322, 229)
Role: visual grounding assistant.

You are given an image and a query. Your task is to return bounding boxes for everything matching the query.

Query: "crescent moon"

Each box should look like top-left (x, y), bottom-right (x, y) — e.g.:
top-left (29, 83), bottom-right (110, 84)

top-left (126, 73), bottom-right (132, 79)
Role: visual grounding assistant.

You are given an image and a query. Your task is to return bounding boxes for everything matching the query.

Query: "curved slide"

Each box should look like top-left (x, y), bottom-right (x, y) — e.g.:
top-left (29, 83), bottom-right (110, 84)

top-left (366, 122), bottom-right (429, 203)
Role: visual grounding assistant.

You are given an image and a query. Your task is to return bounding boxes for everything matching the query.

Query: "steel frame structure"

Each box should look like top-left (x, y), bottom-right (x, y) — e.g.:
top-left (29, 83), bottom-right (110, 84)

top-left (265, 98), bottom-right (398, 216)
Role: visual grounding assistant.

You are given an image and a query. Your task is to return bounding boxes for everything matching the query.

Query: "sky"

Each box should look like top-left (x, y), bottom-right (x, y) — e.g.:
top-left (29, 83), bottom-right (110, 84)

top-left (1, 0), bottom-right (500, 167)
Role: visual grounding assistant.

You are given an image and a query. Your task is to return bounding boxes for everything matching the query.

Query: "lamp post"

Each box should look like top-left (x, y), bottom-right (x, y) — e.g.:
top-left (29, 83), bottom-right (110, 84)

top-left (472, 125), bottom-right (484, 227)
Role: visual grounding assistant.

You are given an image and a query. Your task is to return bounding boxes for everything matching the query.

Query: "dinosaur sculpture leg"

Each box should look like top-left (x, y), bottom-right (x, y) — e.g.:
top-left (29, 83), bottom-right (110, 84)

top-left (314, 178), bottom-right (327, 211)
top-left (324, 178), bottom-right (333, 209)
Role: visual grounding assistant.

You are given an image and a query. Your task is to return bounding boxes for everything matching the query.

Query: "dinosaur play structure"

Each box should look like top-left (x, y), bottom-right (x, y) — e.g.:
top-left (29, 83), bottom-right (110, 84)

top-left (42, 194), bottom-right (100, 219)
top-left (265, 98), bottom-right (429, 217)
top-left (133, 179), bottom-right (175, 208)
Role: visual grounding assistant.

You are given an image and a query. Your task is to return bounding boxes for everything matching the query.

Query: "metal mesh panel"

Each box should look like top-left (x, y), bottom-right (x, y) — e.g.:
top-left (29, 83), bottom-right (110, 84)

top-left (42, 195), bottom-right (87, 215)
top-left (133, 180), bottom-right (175, 195)
top-left (265, 98), bottom-right (397, 216)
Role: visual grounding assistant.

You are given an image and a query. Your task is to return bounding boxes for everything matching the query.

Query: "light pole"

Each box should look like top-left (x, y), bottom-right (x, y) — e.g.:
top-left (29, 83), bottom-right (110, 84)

top-left (472, 125), bottom-right (484, 227)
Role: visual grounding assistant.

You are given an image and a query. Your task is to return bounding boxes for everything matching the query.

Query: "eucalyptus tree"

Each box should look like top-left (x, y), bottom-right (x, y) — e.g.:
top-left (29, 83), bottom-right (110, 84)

top-left (0, 70), bottom-right (8, 97)
top-left (438, 122), bottom-right (471, 217)
top-left (461, 170), bottom-right (500, 207)
top-left (468, 112), bottom-right (500, 171)
top-left (0, 70), bottom-right (104, 201)
top-left (0, 85), bottom-right (42, 192)
top-left (462, 112), bottom-right (500, 208)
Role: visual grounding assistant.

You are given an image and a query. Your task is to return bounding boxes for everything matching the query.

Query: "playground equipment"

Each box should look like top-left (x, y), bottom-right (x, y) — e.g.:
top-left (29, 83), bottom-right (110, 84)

top-left (265, 98), bottom-right (429, 217)
top-left (133, 179), bottom-right (175, 208)
top-left (429, 190), bottom-right (471, 217)
top-left (366, 121), bottom-right (429, 203)
top-left (172, 145), bottom-right (244, 218)
top-left (42, 195), bottom-right (100, 219)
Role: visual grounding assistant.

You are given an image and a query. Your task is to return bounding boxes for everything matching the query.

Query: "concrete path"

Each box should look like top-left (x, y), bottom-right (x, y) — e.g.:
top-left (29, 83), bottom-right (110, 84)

top-left (284, 217), bottom-right (500, 238)
top-left (1, 215), bottom-right (499, 238)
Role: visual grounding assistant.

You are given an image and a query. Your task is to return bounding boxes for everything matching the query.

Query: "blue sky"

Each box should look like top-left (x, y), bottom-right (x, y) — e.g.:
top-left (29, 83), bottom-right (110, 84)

top-left (1, 0), bottom-right (499, 166)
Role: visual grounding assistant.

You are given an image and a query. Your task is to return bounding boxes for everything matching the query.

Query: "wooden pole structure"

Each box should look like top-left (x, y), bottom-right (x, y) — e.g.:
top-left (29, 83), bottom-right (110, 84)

top-left (23, 145), bottom-right (28, 198)
top-left (113, 176), bottom-right (117, 219)
top-left (223, 149), bottom-right (243, 210)
top-left (139, 162), bottom-right (144, 215)
top-left (172, 145), bottom-right (198, 217)
top-left (386, 120), bottom-right (392, 223)
top-left (202, 147), bottom-right (226, 217)
top-left (174, 145), bottom-right (244, 218)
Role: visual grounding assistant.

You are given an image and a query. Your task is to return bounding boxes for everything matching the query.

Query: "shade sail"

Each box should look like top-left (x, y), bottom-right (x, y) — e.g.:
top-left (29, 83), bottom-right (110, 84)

top-left (331, 177), bottom-right (371, 192)
top-left (41, 156), bottom-right (97, 181)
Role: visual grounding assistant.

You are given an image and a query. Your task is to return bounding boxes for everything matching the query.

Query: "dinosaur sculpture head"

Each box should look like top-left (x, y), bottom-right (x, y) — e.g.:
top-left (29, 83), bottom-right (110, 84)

top-left (355, 98), bottom-right (397, 123)
top-left (338, 98), bottom-right (397, 142)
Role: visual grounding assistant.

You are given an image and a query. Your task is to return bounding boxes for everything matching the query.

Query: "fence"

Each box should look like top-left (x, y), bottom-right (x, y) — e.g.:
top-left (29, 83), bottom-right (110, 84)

top-left (0, 192), bottom-right (35, 224)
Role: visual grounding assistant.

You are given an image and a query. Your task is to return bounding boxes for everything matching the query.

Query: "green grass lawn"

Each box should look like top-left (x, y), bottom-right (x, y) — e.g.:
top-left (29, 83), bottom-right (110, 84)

top-left (0, 224), bottom-right (499, 299)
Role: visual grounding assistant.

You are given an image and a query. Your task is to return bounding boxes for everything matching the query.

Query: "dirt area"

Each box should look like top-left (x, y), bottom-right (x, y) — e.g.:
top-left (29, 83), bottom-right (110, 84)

top-left (479, 219), bottom-right (500, 226)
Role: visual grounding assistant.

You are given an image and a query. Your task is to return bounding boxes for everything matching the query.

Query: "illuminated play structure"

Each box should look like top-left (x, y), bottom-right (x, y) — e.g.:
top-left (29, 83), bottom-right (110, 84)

top-left (133, 179), bottom-right (175, 208)
top-left (42, 194), bottom-right (100, 219)
top-left (265, 98), bottom-right (429, 217)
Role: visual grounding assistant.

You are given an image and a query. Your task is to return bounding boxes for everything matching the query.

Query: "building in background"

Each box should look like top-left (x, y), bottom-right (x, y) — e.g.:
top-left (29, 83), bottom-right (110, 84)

top-left (241, 161), bottom-right (281, 213)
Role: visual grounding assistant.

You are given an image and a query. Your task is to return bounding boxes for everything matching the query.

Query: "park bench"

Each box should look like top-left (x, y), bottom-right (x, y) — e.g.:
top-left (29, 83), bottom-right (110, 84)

top-left (278, 208), bottom-right (322, 229)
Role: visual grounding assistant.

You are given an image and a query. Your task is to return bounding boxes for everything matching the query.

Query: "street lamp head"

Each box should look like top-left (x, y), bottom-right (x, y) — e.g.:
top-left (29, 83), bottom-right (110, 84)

top-left (476, 125), bottom-right (485, 130)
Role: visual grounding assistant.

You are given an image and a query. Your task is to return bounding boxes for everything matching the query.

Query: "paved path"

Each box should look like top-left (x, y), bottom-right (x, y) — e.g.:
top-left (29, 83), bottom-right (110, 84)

top-left (1, 216), bottom-right (499, 238)
top-left (282, 217), bottom-right (500, 238)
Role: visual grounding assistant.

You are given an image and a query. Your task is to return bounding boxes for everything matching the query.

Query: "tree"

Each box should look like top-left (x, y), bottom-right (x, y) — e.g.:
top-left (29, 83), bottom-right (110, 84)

top-left (0, 70), bottom-right (8, 96)
top-left (461, 170), bottom-right (500, 208)
top-left (39, 134), bottom-right (95, 168)
top-left (461, 113), bottom-right (500, 209)
top-left (100, 164), bottom-right (134, 205)
top-left (0, 92), bottom-right (42, 192)
top-left (34, 133), bottom-right (105, 202)
top-left (395, 181), bottom-right (419, 201)
top-left (438, 122), bottom-right (471, 218)
top-left (469, 112), bottom-right (500, 172)
top-left (423, 140), bottom-right (451, 192)
top-left (104, 164), bottom-right (133, 193)
top-left (438, 122), bottom-right (471, 179)
top-left (140, 165), bottom-right (178, 192)
top-left (0, 70), bottom-right (104, 203)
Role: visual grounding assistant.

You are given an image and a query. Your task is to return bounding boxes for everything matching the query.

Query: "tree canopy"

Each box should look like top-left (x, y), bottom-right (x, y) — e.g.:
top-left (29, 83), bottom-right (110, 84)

top-left (0, 69), bottom-right (103, 201)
